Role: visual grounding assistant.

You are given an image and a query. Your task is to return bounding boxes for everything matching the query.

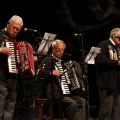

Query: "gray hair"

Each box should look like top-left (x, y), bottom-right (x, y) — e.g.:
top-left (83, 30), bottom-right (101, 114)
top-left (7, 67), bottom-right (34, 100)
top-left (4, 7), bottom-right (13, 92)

top-left (110, 28), bottom-right (120, 37)
top-left (8, 15), bottom-right (23, 26)
top-left (52, 39), bottom-right (66, 48)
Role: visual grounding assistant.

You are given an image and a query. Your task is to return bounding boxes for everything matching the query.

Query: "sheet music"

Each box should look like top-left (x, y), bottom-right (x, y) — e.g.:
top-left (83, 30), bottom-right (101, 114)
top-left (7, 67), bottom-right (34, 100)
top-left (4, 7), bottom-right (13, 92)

top-left (85, 46), bottom-right (101, 64)
top-left (37, 32), bottom-right (57, 55)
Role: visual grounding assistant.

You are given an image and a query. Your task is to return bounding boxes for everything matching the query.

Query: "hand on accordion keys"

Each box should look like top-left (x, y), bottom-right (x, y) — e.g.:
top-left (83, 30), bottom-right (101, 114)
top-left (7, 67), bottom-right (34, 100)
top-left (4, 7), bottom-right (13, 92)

top-left (0, 47), bottom-right (12, 55)
top-left (56, 69), bottom-right (68, 79)
top-left (52, 69), bottom-right (63, 77)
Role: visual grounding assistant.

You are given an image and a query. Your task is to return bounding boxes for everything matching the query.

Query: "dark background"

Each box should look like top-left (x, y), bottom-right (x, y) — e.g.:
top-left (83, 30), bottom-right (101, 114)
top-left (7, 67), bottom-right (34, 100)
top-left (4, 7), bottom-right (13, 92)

top-left (2, 0), bottom-right (120, 106)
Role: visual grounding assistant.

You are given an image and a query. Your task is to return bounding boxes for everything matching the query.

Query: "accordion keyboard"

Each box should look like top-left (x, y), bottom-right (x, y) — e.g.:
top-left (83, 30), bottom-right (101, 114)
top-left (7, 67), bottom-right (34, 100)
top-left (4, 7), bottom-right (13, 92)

top-left (56, 61), bottom-right (70, 95)
top-left (6, 42), bottom-right (20, 74)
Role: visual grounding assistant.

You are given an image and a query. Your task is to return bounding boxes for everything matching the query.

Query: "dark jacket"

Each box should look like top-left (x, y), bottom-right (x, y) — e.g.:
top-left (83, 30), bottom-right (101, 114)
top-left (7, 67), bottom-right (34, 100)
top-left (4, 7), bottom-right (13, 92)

top-left (0, 29), bottom-right (17, 86)
top-left (37, 55), bottom-right (63, 100)
top-left (95, 39), bottom-right (120, 90)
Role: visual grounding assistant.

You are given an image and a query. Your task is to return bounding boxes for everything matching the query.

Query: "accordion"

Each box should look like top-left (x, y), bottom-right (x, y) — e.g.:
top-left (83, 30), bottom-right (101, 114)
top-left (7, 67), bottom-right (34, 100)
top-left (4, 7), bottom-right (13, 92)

top-left (64, 60), bottom-right (85, 94)
top-left (5, 41), bottom-right (35, 76)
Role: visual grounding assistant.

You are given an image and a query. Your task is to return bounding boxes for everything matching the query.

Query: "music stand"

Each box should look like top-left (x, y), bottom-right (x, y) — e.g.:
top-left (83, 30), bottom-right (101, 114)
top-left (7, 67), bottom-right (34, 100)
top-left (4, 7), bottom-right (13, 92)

top-left (85, 47), bottom-right (101, 64)
top-left (84, 46), bottom-right (101, 120)
top-left (35, 32), bottom-right (57, 55)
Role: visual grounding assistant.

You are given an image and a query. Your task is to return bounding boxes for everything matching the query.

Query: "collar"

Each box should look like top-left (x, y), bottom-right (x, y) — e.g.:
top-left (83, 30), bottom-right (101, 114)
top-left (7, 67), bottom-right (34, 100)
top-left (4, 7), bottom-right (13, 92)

top-left (52, 54), bottom-right (61, 62)
top-left (4, 27), bottom-right (7, 31)
top-left (109, 38), bottom-right (115, 45)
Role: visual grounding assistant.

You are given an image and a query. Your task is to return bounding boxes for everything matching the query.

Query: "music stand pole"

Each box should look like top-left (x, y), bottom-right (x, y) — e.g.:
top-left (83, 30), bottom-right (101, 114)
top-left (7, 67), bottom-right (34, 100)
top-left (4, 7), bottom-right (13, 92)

top-left (84, 52), bottom-right (96, 120)
top-left (84, 47), bottom-right (101, 120)
top-left (20, 53), bottom-right (27, 120)
top-left (84, 63), bottom-right (89, 120)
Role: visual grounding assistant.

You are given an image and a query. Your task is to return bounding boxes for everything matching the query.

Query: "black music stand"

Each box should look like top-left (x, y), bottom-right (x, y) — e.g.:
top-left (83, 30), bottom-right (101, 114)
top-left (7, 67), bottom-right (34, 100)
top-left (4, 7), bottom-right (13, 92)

top-left (84, 46), bottom-right (101, 120)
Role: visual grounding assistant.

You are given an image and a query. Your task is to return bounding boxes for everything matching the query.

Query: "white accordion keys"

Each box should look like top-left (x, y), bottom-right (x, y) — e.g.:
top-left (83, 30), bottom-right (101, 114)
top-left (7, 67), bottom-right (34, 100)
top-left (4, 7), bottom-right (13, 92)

top-left (55, 61), bottom-right (70, 95)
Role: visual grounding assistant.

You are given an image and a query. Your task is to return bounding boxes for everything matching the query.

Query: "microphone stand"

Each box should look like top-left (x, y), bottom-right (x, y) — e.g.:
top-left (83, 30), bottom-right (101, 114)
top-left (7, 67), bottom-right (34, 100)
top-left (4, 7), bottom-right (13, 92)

top-left (25, 30), bottom-right (42, 52)
top-left (20, 52), bottom-right (27, 120)
top-left (31, 31), bottom-right (42, 51)
top-left (77, 34), bottom-right (90, 120)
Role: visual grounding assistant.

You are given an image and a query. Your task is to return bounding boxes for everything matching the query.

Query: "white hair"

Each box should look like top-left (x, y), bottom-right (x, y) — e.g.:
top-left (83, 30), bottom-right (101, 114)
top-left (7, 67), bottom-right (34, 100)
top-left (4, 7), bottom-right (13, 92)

top-left (8, 15), bottom-right (23, 26)
top-left (52, 39), bottom-right (66, 48)
top-left (110, 27), bottom-right (120, 37)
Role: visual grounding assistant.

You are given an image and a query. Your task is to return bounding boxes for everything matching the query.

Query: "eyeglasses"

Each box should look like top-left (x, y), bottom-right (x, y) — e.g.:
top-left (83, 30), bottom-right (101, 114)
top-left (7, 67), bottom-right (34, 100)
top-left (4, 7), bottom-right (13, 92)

top-left (54, 47), bottom-right (65, 52)
top-left (10, 24), bottom-right (21, 32)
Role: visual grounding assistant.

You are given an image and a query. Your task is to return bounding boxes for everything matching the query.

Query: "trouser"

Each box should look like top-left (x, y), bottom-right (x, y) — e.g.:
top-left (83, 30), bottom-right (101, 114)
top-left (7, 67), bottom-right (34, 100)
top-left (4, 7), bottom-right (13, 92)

top-left (62, 96), bottom-right (86, 120)
top-left (99, 88), bottom-right (120, 120)
top-left (0, 78), bottom-right (17, 120)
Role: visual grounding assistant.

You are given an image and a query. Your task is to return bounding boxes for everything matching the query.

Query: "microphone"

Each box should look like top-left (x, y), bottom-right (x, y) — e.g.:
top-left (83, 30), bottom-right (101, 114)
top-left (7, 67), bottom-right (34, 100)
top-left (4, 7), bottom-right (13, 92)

top-left (74, 33), bottom-right (82, 37)
top-left (24, 28), bottom-right (37, 32)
